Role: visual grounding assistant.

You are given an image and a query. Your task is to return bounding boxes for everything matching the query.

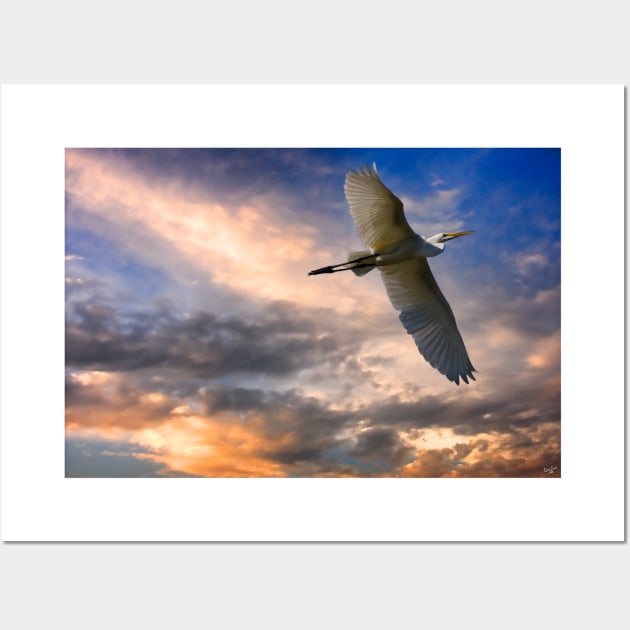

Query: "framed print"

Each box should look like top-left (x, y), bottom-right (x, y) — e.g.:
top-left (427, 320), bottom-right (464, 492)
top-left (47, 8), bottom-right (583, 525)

top-left (1, 85), bottom-right (624, 541)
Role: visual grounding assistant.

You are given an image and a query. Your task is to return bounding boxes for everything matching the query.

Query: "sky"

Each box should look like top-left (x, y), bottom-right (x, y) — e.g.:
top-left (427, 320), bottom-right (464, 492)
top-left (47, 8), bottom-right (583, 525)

top-left (65, 148), bottom-right (561, 478)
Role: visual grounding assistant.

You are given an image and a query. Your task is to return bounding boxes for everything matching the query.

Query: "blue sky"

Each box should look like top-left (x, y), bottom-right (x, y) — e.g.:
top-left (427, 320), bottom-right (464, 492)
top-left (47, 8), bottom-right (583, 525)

top-left (65, 148), bottom-right (560, 477)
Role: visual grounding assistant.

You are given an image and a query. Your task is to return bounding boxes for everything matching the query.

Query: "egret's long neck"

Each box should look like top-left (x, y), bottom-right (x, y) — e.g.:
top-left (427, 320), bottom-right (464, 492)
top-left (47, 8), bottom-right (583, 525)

top-left (418, 234), bottom-right (445, 257)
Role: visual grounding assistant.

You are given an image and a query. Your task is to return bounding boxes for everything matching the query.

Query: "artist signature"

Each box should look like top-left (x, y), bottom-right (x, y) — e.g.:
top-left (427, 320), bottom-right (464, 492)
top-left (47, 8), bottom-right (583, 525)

top-left (543, 466), bottom-right (558, 474)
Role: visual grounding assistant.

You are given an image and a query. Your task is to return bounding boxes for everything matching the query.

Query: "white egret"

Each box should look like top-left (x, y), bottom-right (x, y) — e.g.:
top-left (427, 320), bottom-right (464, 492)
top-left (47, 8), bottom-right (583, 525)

top-left (309, 163), bottom-right (476, 385)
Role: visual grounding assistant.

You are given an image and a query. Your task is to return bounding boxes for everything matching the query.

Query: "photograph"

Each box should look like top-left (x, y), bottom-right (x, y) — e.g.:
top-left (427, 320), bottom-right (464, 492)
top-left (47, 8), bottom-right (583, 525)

top-left (65, 147), bottom-right (561, 478)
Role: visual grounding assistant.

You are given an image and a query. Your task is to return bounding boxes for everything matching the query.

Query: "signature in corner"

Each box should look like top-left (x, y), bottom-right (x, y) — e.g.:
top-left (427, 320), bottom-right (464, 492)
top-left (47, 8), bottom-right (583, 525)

top-left (543, 465), bottom-right (558, 474)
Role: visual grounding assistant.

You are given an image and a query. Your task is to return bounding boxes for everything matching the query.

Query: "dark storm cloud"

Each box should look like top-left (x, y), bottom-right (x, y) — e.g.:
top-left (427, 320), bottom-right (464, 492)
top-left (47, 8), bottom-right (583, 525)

top-left (365, 381), bottom-right (559, 437)
top-left (350, 427), bottom-right (415, 468)
top-left (66, 296), bottom-right (359, 379)
top-left (203, 385), bottom-right (269, 414)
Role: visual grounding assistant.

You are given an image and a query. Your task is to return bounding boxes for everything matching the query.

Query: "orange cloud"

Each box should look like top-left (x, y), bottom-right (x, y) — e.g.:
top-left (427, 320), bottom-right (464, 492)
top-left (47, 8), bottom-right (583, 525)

top-left (66, 371), bottom-right (177, 432)
top-left (398, 422), bottom-right (560, 478)
top-left (67, 371), bottom-right (303, 477)
top-left (130, 412), bottom-right (290, 477)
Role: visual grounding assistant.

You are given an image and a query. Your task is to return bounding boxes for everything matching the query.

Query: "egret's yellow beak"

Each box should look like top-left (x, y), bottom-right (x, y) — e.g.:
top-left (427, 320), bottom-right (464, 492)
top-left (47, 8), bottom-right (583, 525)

top-left (442, 231), bottom-right (474, 242)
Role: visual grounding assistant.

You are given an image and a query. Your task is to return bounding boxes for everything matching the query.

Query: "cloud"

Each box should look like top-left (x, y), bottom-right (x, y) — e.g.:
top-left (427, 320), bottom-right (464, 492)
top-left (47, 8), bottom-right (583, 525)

top-left (513, 252), bottom-right (549, 275)
top-left (397, 420), bottom-right (560, 478)
top-left (65, 149), bottom-right (364, 312)
top-left (401, 188), bottom-right (467, 236)
top-left (66, 377), bottom-right (358, 477)
top-left (66, 371), bottom-right (178, 431)
top-left (196, 386), bottom-right (359, 474)
top-left (66, 291), bottom-right (367, 380)
top-left (66, 357), bottom-right (559, 477)
top-left (429, 175), bottom-right (446, 187)
top-left (350, 427), bottom-right (416, 469)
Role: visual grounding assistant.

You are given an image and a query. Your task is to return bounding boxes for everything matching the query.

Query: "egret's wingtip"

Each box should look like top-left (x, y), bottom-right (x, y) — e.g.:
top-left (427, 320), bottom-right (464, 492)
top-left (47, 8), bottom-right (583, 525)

top-left (448, 370), bottom-right (476, 385)
top-left (346, 162), bottom-right (379, 179)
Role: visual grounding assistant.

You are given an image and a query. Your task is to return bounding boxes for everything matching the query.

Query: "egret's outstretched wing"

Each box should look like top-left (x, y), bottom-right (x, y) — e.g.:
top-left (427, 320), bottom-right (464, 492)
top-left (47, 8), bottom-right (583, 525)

top-left (344, 163), bottom-right (414, 252)
top-left (381, 258), bottom-right (476, 385)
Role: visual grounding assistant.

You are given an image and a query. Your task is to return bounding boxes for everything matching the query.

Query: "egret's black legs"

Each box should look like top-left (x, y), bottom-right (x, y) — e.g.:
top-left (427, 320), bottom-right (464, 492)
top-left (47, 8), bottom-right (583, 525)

top-left (308, 254), bottom-right (376, 276)
top-left (308, 263), bottom-right (375, 275)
